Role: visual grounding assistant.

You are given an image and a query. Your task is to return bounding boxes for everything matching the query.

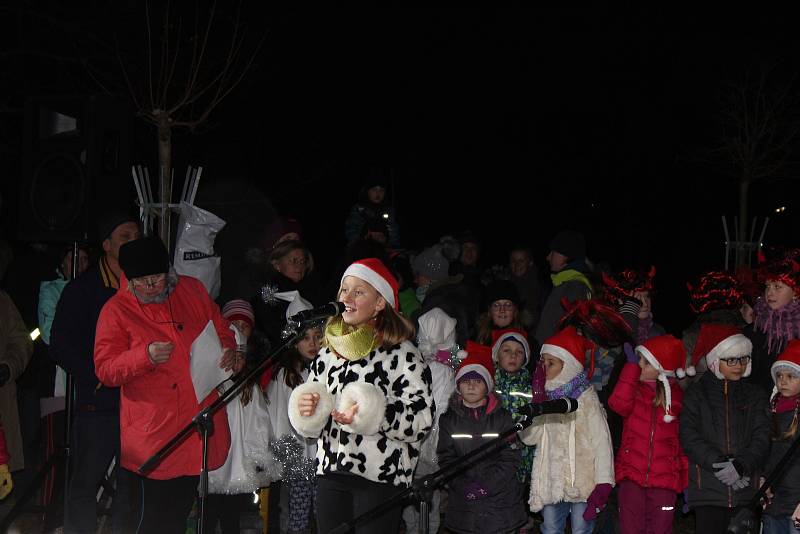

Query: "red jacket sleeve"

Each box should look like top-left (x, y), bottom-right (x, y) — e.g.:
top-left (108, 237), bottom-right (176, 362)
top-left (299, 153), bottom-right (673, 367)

top-left (608, 362), bottom-right (641, 418)
top-left (94, 304), bottom-right (156, 387)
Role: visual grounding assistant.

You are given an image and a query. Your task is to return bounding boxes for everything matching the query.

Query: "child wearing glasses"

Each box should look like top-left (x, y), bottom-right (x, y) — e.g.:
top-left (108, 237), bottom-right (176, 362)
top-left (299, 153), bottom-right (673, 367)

top-left (474, 280), bottom-right (526, 345)
top-left (680, 323), bottom-right (771, 534)
top-left (761, 340), bottom-right (800, 533)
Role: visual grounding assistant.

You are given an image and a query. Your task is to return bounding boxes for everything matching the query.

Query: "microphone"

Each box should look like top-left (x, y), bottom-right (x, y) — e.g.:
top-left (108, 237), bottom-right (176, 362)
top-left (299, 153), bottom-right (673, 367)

top-left (288, 302), bottom-right (346, 324)
top-left (518, 398), bottom-right (579, 422)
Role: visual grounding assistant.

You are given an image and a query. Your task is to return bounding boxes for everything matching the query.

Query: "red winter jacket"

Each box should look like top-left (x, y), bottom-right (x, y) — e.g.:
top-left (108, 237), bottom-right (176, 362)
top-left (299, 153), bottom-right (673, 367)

top-left (609, 363), bottom-right (688, 493)
top-left (95, 275), bottom-right (234, 480)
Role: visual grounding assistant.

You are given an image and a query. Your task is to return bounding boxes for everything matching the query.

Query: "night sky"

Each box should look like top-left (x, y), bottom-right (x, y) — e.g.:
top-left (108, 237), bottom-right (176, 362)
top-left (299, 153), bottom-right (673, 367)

top-left (3, 6), bottom-right (800, 332)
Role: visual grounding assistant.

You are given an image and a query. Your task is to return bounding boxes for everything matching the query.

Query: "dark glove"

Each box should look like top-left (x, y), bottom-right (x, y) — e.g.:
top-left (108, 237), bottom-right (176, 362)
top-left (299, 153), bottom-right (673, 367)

top-left (583, 483), bottom-right (613, 521)
top-left (464, 481), bottom-right (488, 501)
top-left (623, 343), bottom-right (638, 364)
top-left (0, 364), bottom-right (9, 387)
top-left (682, 488), bottom-right (690, 513)
top-left (618, 296), bottom-right (643, 317)
top-left (713, 459), bottom-right (744, 486)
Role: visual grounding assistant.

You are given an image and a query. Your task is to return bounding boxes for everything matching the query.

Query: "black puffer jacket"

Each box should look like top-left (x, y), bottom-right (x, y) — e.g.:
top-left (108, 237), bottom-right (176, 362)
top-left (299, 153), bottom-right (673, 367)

top-left (680, 372), bottom-right (771, 508)
top-left (764, 409), bottom-right (800, 517)
top-left (437, 393), bottom-right (527, 534)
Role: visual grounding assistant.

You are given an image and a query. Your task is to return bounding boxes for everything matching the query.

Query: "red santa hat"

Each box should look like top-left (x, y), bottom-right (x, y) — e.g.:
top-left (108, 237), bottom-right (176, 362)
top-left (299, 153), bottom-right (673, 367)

top-left (636, 335), bottom-right (687, 422)
top-left (771, 339), bottom-right (800, 399)
top-left (690, 323), bottom-right (752, 380)
top-left (491, 328), bottom-right (531, 365)
top-left (341, 258), bottom-right (399, 310)
top-left (540, 326), bottom-right (596, 380)
top-left (456, 341), bottom-right (495, 391)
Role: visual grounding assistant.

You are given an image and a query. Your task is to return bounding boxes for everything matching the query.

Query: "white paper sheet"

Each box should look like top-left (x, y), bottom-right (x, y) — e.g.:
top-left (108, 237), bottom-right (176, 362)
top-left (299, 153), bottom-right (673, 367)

top-left (190, 319), bottom-right (231, 404)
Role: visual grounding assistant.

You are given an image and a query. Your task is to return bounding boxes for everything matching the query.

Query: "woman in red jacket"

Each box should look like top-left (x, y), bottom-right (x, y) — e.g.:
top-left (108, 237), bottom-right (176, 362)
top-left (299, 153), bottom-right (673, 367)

top-left (609, 335), bottom-right (689, 534)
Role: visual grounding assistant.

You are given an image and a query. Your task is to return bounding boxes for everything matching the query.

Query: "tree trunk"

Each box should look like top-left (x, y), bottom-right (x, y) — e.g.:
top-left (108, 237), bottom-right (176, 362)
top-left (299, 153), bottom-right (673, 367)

top-left (737, 176), bottom-right (750, 267)
top-left (157, 114), bottom-right (172, 245)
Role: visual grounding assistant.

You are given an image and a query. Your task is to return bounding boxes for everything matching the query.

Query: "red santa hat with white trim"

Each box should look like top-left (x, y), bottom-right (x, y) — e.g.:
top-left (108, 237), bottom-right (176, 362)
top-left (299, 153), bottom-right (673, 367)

top-left (456, 341), bottom-right (495, 391)
top-left (771, 339), bottom-right (800, 400)
top-left (540, 326), bottom-right (596, 382)
top-left (341, 258), bottom-right (399, 310)
top-left (636, 334), bottom-right (687, 422)
top-left (690, 323), bottom-right (752, 380)
top-left (491, 328), bottom-right (531, 365)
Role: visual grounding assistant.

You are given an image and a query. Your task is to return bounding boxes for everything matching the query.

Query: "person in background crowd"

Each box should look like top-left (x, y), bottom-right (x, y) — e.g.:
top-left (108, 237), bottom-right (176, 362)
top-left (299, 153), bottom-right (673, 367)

top-left (474, 279), bottom-right (525, 345)
top-left (288, 258), bottom-right (433, 533)
top-left (49, 211), bottom-right (140, 534)
top-left (344, 173), bottom-right (400, 248)
top-left (680, 323), bottom-right (770, 534)
top-left (535, 229), bottom-right (593, 346)
top-left (403, 307), bottom-right (457, 534)
top-left (206, 299), bottom-right (275, 534)
top-left (437, 341), bottom-right (527, 534)
top-left (94, 236), bottom-right (237, 534)
top-left (0, 289), bottom-right (33, 476)
top-left (609, 335), bottom-right (688, 534)
top-left (390, 253), bottom-right (421, 319)
top-left (451, 231), bottom-right (483, 290)
top-left (266, 290), bottom-right (321, 534)
top-left (413, 245), bottom-right (480, 347)
top-left (749, 257), bottom-right (800, 394)
top-left (509, 246), bottom-right (541, 332)
top-left (602, 266), bottom-right (664, 345)
top-left (681, 271), bottom-right (748, 385)
top-left (761, 340), bottom-right (800, 534)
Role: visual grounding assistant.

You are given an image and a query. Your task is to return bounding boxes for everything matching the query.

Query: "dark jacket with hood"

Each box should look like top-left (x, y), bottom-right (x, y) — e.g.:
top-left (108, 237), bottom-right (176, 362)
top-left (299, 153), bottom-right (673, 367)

top-left (764, 407), bottom-right (800, 517)
top-left (680, 372), bottom-right (771, 509)
top-left (437, 392), bottom-right (527, 534)
top-left (534, 259), bottom-right (593, 346)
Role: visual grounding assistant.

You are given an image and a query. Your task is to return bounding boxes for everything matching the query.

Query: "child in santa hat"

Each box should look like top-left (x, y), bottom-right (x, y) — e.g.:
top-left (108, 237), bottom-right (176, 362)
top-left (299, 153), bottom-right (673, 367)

top-left (761, 339), bottom-right (800, 533)
top-left (608, 334), bottom-right (689, 534)
top-left (437, 341), bottom-right (527, 534)
top-left (518, 326), bottom-right (615, 534)
top-left (288, 258), bottom-right (433, 533)
top-left (491, 328), bottom-right (536, 485)
top-left (679, 323), bottom-right (771, 534)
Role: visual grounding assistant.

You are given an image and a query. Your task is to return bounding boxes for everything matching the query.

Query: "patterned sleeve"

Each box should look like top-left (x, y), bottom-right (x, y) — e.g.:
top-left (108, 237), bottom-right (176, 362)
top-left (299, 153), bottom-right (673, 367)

top-left (380, 342), bottom-right (434, 444)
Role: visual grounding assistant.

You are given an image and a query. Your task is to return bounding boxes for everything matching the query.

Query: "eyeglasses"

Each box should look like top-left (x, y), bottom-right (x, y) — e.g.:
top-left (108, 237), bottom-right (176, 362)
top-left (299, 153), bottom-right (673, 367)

top-left (131, 274), bottom-right (167, 288)
top-left (491, 302), bottom-right (515, 310)
top-left (720, 356), bottom-right (751, 367)
top-left (285, 256), bottom-right (306, 266)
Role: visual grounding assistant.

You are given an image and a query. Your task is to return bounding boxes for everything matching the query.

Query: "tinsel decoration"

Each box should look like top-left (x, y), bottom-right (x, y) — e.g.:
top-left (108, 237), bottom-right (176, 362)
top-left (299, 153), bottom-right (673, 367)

top-left (260, 284), bottom-right (279, 305)
top-left (435, 345), bottom-right (462, 370)
top-left (602, 266), bottom-right (656, 303)
top-left (687, 271), bottom-right (744, 314)
top-left (270, 434), bottom-right (316, 483)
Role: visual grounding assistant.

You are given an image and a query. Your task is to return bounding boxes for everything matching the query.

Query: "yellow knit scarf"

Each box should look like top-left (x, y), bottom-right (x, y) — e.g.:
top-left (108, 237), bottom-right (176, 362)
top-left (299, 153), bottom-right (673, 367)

top-left (324, 317), bottom-right (381, 361)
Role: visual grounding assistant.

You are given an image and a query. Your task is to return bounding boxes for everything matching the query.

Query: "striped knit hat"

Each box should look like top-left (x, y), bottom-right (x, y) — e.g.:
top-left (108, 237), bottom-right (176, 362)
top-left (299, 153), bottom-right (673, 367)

top-left (222, 299), bottom-right (255, 328)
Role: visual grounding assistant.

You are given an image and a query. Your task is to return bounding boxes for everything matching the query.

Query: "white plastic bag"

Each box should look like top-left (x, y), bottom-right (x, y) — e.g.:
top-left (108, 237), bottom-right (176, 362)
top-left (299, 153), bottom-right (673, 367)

top-left (174, 201), bottom-right (226, 299)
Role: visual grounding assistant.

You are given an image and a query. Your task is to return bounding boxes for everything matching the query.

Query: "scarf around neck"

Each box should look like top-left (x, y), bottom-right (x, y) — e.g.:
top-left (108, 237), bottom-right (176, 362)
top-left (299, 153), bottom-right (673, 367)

top-left (324, 317), bottom-right (381, 361)
top-left (545, 370), bottom-right (591, 400)
top-left (754, 297), bottom-right (800, 355)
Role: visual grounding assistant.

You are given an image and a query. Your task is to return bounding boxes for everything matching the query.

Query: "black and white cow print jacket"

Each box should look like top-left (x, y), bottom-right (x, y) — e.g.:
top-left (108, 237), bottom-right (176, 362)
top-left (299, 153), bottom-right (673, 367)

top-left (288, 340), bottom-right (434, 487)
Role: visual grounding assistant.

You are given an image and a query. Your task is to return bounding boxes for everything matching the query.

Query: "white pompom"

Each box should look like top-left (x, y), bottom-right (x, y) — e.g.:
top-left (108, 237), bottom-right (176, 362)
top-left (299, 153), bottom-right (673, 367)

top-left (457, 350), bottom-right (468, 360)
top-left (676, 368), bottom-right (686, 379)
top-left (663, 414), bottom-right (676, 423)
top-left (685, 366), bottom-right (696, 377)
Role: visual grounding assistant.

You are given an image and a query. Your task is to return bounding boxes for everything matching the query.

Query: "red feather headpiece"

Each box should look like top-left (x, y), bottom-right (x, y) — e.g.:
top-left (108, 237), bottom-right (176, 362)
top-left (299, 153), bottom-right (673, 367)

top-left (757, 258), bottom-right (800, 294)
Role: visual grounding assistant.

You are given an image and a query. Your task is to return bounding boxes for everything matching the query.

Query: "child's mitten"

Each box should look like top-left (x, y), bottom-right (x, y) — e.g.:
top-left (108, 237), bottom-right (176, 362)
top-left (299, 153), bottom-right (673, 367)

top-left (582, 483), bottom-right (613, 520)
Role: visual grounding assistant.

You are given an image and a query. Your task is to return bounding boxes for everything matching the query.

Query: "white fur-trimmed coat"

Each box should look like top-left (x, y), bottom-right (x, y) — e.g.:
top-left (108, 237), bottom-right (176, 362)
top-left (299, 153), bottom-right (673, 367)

top-left (288, 340), bottom-right (434, 487)
top-left (518, 386), bottom-right (614, 512)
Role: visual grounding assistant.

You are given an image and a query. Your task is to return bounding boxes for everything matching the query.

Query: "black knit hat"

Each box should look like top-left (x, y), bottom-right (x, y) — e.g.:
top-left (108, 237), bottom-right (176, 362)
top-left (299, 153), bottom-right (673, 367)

top-left (119, 236), bottom-right (170, 280)
top-left (549, 230), bottom-right (586, 260)
top-left (484, 279), bottom-right (522, 307)
top-left (96, 210), bottom-right (138, 242)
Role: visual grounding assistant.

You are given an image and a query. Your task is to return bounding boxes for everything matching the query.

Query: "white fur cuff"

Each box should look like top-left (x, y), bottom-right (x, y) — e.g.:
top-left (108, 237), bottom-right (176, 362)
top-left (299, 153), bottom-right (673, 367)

top-left (339, 382), bottom-right (387, 436)
top-left (288, 381), bottom-right (334, 438)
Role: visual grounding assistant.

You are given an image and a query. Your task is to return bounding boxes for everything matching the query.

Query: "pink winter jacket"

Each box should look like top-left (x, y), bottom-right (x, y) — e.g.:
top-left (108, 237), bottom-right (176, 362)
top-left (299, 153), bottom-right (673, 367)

top-left (608, 363), bottom-right (688, 493)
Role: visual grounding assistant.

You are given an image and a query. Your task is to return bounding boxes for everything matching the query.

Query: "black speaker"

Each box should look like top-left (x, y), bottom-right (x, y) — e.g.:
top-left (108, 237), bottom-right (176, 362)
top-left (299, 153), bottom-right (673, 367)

top-left (17, 94), bottom-right (134, 243)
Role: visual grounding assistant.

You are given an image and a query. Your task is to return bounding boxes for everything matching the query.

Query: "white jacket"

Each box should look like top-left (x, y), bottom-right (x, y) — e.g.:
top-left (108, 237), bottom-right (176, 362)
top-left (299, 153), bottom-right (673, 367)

top-left (266, 368), bottom-right (317, 462)
top-left (519, 386), bottom-right (614, 511)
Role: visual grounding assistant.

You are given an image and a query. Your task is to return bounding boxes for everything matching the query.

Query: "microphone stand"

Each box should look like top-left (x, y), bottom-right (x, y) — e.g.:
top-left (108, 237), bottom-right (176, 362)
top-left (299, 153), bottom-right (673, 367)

top-left (727, 429), bottom-right (800, 533)
top-left (330, 415), bottom-right (538, 534)
top-left (137, 317), bottom-right (308, 534)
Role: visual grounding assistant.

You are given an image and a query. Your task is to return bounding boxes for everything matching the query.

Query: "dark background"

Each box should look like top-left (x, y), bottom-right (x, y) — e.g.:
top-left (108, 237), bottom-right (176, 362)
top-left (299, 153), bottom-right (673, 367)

top-left (2, 6), bottom-right (800, 333)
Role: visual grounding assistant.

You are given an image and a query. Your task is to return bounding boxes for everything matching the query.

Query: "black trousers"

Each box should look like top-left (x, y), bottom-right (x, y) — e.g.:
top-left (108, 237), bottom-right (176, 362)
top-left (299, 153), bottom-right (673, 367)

top-left (315, 473), bottom-right (402, 534)
top-left (129, 471), bottom-right (199, 534)
top-left (204, 493), bottom-right (251, 534)
top-left (694, 506), bottom-right (749, 534)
